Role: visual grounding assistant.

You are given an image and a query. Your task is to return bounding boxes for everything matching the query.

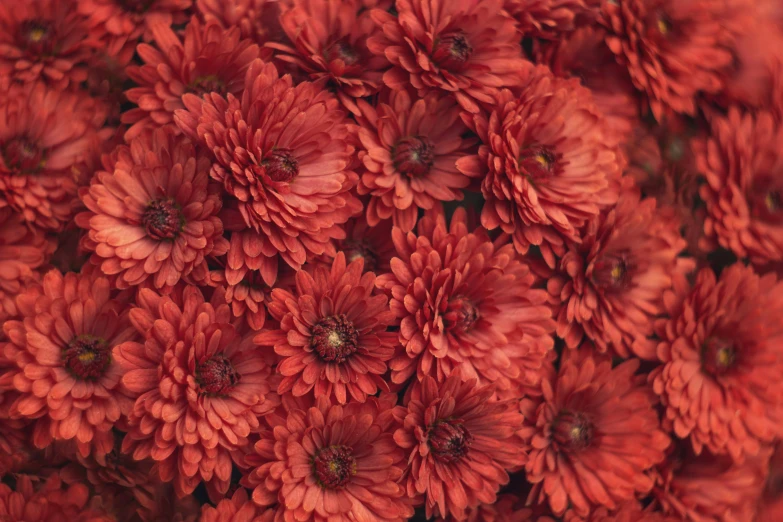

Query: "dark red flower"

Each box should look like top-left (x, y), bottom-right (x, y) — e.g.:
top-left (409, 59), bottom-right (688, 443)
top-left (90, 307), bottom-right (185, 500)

top-left (0, 474), bottom-right (112, 522)
top-left (563, 501), bottom-right (680, 522)
top-left (435, 494), bottom-right (545, 522)
top-left (757, 442), bottom-right (783, 522)
top-left (504, 0), bottom-right (588, 39)
top-left (332, 214), bottom-right (395, 275)
top-left (196, 0), bottom-right (284, 47)
top-left (200, 488), bottom-right (275, 522)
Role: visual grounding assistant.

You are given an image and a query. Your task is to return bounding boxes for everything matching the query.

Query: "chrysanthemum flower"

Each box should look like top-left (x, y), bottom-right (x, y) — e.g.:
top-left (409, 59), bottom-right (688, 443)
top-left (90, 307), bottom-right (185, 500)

top-left (457, 67), bottom-right (621, 267)
top-left (0, 0), bottom-right (97, 90)
top-left (255, 252), bottom-right (396, 404)
top-left (376, 208), bottom-right (556, 395)
top-left (757, 443), bottom-right (783, 522)
top-left (651, 263), bottom-right (783, 461)
top-left (76, 127), bottom-right (228, 291)
top-left (268, 0), bottom-right (389, 112)
top-left (200, 488), bottom-right (274, 522)
top-left (114, 287), bottom-right (278, 497)
top-left (122, 17), bottom-right (260, 141)
top-left (244, 394), bottom-right (413, 522)
top-left (0, 474), bottom-right (111, 522)
top-left (196, 0), bottom-right (284, 47)
top-left (367, 0), bottom-right (531, 113)
top-left (519, 351), bottom-right (669, 516)
top-left (563, 501), bottom-right (679, 522)
top-left (354, 90), bottom-right (477, 232)
top-left (0, 271), bottom-right (136, 458)
top-left (548, 179), bottom-right (693, 359)
top-left (394, 371), bottom-right (525, 520)
top-left (0, 83), bottom-right (108, 231)
top-left (175, 59), bottom-right (362, 274)
top-left (601, 0), bottom-right (734, 119)
top-left (695, 107), bottom-right (783, 267)
top-left (334, 214), bottom-right (395, 275)
top-left (504, 0), bottom-right (587, 39)
top-left (435, 494), bottom-right (542, 522)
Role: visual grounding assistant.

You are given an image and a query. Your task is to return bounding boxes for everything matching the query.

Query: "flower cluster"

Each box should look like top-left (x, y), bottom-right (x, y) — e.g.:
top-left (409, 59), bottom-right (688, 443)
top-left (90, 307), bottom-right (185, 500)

top-left (1, 0), bottom-right (782, 520)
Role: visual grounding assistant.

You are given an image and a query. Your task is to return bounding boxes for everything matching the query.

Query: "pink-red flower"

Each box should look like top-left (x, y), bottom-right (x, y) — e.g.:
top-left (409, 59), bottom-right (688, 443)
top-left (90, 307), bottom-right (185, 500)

top-left (200, 488), bottom-right (275, 522)
top-left (504, 0), bottom-right (588, 39)
top-left (0, 474), bottom-right (111, 522)
top-left (196, 0), bottom-right (284, 47)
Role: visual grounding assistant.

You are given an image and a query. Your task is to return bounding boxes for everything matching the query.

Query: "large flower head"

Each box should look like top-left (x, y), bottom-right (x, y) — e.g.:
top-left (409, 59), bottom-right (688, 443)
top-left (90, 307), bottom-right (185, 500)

top-left (243, 394), bottom-right (413, 522)
top-left (601, 0), bottom-right (734, 119)
top-left (175, 59), bottom-right (362, 275)
top-left (0, 271), bottom-right (137, 458)
top-left (0, 0), bottom-right (97, 90)
top-left (367, 0), bottom-right (531, 113)
top-left (394, 371), bottom-right (525, 520)
top-left (123, 17), bottom-right (261, 141)
top-left (0, 83), bottom-right (108, 231)
top-left (354, 89), bottom-right (477, 232)
top-left (651, 263), bottom-right (783, 461)
top-left (76, 127), bottom-right (228, 291)
top-left (457, 67), bottom-right (621, 267)
top-left (548, 179), bottom-right (693, 359)
top-left (376, 208), bottom-right (556, 396)
top-left (255, 252), bottom-right (397, 404)
top-left (519, 351), bottom-right (669, 517)
top-left (114, 286), bottom-right (279, 497)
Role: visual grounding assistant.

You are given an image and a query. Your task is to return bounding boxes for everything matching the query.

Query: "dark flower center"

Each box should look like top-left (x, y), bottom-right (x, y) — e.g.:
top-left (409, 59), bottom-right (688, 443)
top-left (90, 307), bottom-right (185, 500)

top-left (433, 31), bottom-right (473, 70)
top-left (313, 445), bottom-right (356, 489)
top-left (263, 149), bottom-right (298, 183)
top-left (519, 146), bottom-right (556, 180)
top-left (311, 314), bottom-right (359, 363)
top-left (118, 0), bottom-right (155, 13)
top-left (63, 334), bottom-right (112, 381)
top-left (2, 137), bottom-right (46, 174)
top-left (702, 337), bottom-right (737, 376)
top-left (196, 356), bottom-right (240, 395)
top-left (343, 239), bottom-right (378, 273)
top-left (553, 411), bottom-right (594, 451)
top-left (592, 254), bottom-right (631, 290)
top-left (19, 19), bottom-right (57, 55)
top-left (142, 198), bottom-right (184, 240)
top-left (186, 74), bottom-right (226, 96)
top-left (324, 38), bottom-right (361, 67)
top-left (751, 176), bottom-right (783, 223)
top-left (444, 295), bottom-right (480, 333)
top-left (393, 136), bottom-right (435, 178)
top-left (428, 420), bottom-right (472, 462)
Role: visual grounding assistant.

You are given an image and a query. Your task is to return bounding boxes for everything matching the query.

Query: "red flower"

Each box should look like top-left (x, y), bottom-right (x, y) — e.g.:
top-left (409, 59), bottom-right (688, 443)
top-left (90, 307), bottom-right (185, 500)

top-left (757, 442), bottom-right (783, 522)
top-left (354, 90), bottom-right (477, 232)
top-left (196, 0), bottom-right (284, 47)
top-left (563, 501), bottom-right (680, 522)
top-left (175, 59), bottom-right (362, 275)
top-left (367, 0), bottom-right (531, 113)
top-left (123, 17), bottom-right (261, 141)
top-left (548, 179), bottom-right (693, 359)
top-left (651, 263), bottom-right (783, 461)
top-left (0, 83), bottom-right (108, 231)
top-left (394, 371), bottom-right (525, 520)
top-left (76, 127), bottom-right (228, 291)
top-left (504, 0), bottom-right (588, 39)
top-left (0, 474), bottom-right (111, 522)
top-left (519, 351), bottom-right (669, 516)
top-left (0, 0), bottom-right (97, 90)
top-left (200, 488), bottom-right (275, 522)
top-left (268, 0), bottom-right (389, 112)
top-left (0, 271), bottom-right (136, 458)
top-left (255, 252), bottom-right (397, 404)
top-left (243, 394), bottom-right (413, 522)
top-left (457, 67), bottom-right (621, 267)
top-left (332, 214), bottom-right (396, 275)
top-left (435, 495), bottom-right (544, 522)
top-left (114, 287), bottom-right (279, 497)
top-left (601, 0), bottom-right (734, 119)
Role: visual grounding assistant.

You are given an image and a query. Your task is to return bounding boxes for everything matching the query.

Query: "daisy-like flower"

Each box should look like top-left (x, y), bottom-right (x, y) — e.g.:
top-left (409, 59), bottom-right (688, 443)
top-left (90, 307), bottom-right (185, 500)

top-left (651, 263), bottom-right (783, 461)
top-left (354, 90), bottom-right (477, 232)
top-left (0, 271), bottom-right (136, 458)
top-left (394, 371), bottom-right (525, 521)
top-left (601, 0), bottom-right (734, 119)
top-left (367, 0), bottom-right (531, 113)
top-left (175, 59), bottom-right (362, 274)
top-left (376, 208), bottom-right (556, 395)
top-left (76, 127), bottom-right (228, 291)
top-left (255, 252), bottom-right (396, 404)
top-left (113, 287), bottom-right (278, 497)
top-left (548, 179), bottom-right (693, 359)
top-left (0, 83), bottom-right (108, 232)
top-left (695, 107), bottom-right (783, 267)
top-left (200, 488), bottom-right (274, 522)
top-left (0, 474), bottom-right (111, 522)
top-left (457, 67), bottom-right (621, 267)
top-left (519, 351), bottom-right (670, 517)
top-left (196, 0), bottom-right (284, 47)
top-left (243, 394), bottom-right (413, 522)
top-left (122, 17), bottom-right (260, 141)
top-left (268, 0), bottom-right (389, 112)
top-left (504, 0), bottom-right (588, 39)
top-left (0, 0), bottom-right (97, 90)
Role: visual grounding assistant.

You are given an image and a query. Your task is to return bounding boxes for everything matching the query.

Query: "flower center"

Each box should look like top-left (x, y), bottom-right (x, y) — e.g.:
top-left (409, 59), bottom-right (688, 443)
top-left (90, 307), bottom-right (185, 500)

top-left (591, 254), bottom-right (631, 290)
top-left (186, 74), bottom-right (226, 96)
top-left (702, 337), bottom-right (737, 376)
top-left (118, 0), bottom-right (155, 13)
top-left (63, 334), bottom-right (112, 381)
top-left (196, 356), bottom-right (240, 395)
top-left (263, 149), bottom-right (298, 183)
top-left (444, 295), bottom-right (479, 333)
top-left (19, 19), bottom-right (57, 55)
top-left (141, 198), bottom-right (184, 240)
top-left (313, 445), bottom-right (356, 489)
top-left (2, 137), bottom-right (46, 174)
top-left (324, 38), bottom-right (361, 67)
top-left (428, 420), bottom-right (472, 462)
top-left (393, 136), bottom-right (435, 178)
top-left (519, 146), bottom-right (556, 180)
top-left (752, 176), bottom-right (783, 223)
top-left (553, 411), bottom-right (594, 451)
top-left (433, 31), bottom-right (473, 70)
top-left (310, 314), bottom-right (359, 363)
top-left (657, 17), bottom-right (670, 36)
top-left (343, 239), bottom-right (378, 273)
